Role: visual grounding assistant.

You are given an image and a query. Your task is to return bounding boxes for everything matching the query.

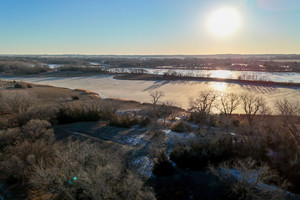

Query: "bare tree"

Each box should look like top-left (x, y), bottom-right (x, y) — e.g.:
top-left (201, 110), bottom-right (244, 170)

top-left (240, 93), bottom-right (268, 126)
top-left (150, 91), bottom-right (165, 112)
top-left (189, 90), bottom-right (218, 123)
top-left (274, 99), bottom-right (300, 144)
top-left (275, 99), bottom-right (299, 118)
top-left (190, 90), bottom-right (217, 115)
top-left (217, 93), bottom-right (241, 116)
top-left (1, 91), bottom-right (34, 114)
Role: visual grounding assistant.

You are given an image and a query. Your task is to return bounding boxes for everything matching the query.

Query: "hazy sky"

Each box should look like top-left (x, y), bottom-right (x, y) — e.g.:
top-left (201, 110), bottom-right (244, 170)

top-left (1, 0), bottom-right (300, 55)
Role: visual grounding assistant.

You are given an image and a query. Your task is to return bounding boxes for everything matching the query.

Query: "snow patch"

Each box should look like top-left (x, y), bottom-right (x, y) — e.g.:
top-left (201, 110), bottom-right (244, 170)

top-left (115, 134), bottom-right (148, 146)
top-left (163, 129), bottom-right (195, 147)
top-left (132, 156), bottom-right (153, 177)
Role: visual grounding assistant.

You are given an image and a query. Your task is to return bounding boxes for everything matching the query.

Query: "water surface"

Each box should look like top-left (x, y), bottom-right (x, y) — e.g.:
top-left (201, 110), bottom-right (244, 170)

top-left (2, 75), bottom-right (299, 113)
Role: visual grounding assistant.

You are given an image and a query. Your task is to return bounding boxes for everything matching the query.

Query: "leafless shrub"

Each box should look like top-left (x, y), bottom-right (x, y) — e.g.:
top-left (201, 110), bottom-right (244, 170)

top-left (274, 99), bottom-right (300, 144)
top-left (150, 91), bottom-right (165, 113)
top-left (275, 99), bottom-right (299, 117)
top-left (0, 119), bottom-right (54, 152)
top-left (217, 92), bottom-right (240, 116)
top-left (1, 91), bottom-right (34, 114)
top-left (210, 159), bottom-right (288, 200)
top-left (99, 100), bottom-right (121, 120)
top-left (56, 100), bottom-right (101, 123)
top-left (14, 81), bottom-right (32, 89)
top-left (152, 151), bottom-right (174, 176)
top-left (171, 121), bottom-right (193, 133)
top-left (0, 140), bottom-right (56, 183)
top-left (189, 90), bottom-right (218, 124)
top-left (15, 105), bottom-right (56, 126)
top-left (240, 93), bottom-right (269, 126)
top-left (29, 140), bottom-right (155, 200)
top-left (0, 128), bottom-right (20, 151)
top-left (0, 91), bottom-right (4, 113)
top-left (21, 119), bottom-right (54, 143)
top-left (56, 99), bottom-right (122, 124)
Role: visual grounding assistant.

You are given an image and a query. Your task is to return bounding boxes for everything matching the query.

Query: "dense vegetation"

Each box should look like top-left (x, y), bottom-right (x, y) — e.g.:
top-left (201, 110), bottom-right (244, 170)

top-left (0, 80), bottom-right (300, 199)
top-left (0, 81), bottom-right (156, 199)
top-left (152, 90), bottom-right (300, 199)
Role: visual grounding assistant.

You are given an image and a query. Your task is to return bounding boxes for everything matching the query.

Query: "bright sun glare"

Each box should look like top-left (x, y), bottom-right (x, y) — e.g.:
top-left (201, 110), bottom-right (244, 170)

top-left (207, 7), bottom-right (240, 37)
top-left (210, 70), bottom-right (233, 79)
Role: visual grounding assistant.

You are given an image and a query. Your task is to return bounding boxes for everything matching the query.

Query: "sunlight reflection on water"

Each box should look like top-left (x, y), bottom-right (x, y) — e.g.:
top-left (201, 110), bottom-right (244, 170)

top-left (209, 70), bottom-right (233, 79)
top-left (211, 82), bottom-right (227, 91)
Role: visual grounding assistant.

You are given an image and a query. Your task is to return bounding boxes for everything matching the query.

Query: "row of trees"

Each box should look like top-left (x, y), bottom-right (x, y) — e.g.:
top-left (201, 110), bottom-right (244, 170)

top-left (2, 56), bottom-right (300, 74)
top-left (189, 90), bottom-right (299, 126)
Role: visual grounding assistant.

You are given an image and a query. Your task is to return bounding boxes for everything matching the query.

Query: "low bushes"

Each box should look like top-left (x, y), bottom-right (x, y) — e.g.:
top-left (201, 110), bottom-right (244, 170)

top-left (169, 133), bottom-right (267, 170)
top-left (55, 100), bottom-right (121, 124)
top-left (56, 107), bottom-right (101, 124)
top-left (0, 91), bottom-right (34, 114)
top-left (21, 119), bottom-right (54, 142)
top-left (139, 117), bottom-right (151, 127)
top-left (152, 152), bottom-right (174, 176)
top-left (171, 121), bottom-right (193, 133)
top-left (210, 159), bottom-right (288, 200)
top-left (0, 120), bottom-right (155, 199)
top-left (170, 134), bottom-right (236, 169)
top-left (14, 82), bottom-right (32, 89)
top-left (27, 140), bottom-right (155, 200)
top-left (14, 105), bottom-right (56, 126)
top-left (0, 119), bottom-right (54, 151)
top-left (260, 129), bottom-right (300, 193)
top-left (0, 119), bottom-right (55, 184)
top-left (71, 95), bottom-right (79, 100)
top-left (109, 115), bottom-right (138, 128)
top-left (0, 128), bottom-right (20, 151)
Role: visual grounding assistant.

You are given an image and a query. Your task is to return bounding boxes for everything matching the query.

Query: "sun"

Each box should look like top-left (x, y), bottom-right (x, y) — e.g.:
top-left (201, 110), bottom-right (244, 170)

top-left (207, 7), bottom-right (240, 37)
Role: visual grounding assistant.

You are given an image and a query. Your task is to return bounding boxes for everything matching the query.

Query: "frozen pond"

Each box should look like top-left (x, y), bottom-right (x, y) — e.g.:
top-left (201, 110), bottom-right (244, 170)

top-left (105, 68), bottom-right (300, 83)
top-left (1, 74), bottom-right (300, 113)
top-left (49, 64), bottom-right (300, 83)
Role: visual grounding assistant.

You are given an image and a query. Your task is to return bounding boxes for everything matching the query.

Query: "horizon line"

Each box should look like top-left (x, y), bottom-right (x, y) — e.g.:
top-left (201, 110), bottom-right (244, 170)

top-left (1, 53), bottom-right (300, 57)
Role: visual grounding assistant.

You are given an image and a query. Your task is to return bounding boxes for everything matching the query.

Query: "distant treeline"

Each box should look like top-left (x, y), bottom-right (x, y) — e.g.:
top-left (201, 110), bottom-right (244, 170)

top-left (0, 55), bottom-right (300, 75)
top-left (0, 61), bottom-right (50, 75)
top-left (58, 65), bottom-right (108, 73)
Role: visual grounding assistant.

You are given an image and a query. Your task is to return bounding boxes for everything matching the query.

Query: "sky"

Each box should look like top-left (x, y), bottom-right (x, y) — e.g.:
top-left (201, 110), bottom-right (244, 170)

top-left (0, 0), bottom-right (300, 55)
